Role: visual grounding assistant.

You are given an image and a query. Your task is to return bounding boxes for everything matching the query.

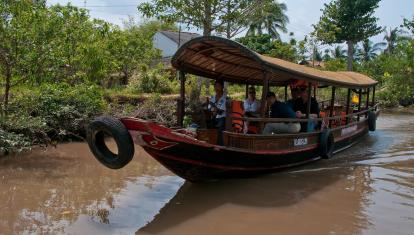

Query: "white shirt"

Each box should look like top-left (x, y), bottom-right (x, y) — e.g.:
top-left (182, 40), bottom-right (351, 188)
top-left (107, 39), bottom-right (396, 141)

top-left (243, 99), bottom-right (261, 113)
top-left (209, 94), bottom-right (227, 119)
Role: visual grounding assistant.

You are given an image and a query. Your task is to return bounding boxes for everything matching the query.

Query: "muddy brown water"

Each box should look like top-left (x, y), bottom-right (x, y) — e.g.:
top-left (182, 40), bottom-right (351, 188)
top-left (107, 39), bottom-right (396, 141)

top-left (0, 113), bottom-right (413, 235)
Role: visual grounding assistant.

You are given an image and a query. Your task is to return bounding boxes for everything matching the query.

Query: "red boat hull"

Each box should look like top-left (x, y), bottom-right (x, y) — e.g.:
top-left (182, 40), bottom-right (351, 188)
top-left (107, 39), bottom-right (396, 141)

top-left (119, 117), bottom-right (371, 181)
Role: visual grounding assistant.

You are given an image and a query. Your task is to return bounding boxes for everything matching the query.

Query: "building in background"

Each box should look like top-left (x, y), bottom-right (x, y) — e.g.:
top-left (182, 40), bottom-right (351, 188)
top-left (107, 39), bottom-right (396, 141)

top-left (153, 31), bottom-right (200, 66)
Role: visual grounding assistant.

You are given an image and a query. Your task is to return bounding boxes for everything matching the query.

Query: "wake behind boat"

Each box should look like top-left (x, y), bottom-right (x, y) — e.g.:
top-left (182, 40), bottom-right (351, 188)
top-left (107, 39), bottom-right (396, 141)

top-left (86, 36), bottom-right (379, 182)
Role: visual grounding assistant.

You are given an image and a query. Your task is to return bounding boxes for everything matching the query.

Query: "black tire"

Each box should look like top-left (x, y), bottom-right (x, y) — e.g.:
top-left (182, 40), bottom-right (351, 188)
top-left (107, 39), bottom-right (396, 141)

top-left (86, 116), bottom-right (134, 169)
top-left (368, 111), bottom-right (376, 132)
top-left (320, 128), bottom-right (334, 159)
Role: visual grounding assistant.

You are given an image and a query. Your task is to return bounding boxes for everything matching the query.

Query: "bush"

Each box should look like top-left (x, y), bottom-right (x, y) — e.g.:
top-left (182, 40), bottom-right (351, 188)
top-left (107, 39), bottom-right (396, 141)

top-left (7, 84), bottom-right (106, 142)
top-left (0, 128), bottom-right (31, 154)
top-left (129, 64), bottom-right (178, 94)
top-left (134, 94), bottom-right (177, 127)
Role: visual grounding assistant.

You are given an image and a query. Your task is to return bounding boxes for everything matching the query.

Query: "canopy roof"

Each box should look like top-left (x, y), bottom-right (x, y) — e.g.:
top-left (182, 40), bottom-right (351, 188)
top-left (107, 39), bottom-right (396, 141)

top-left (171, 36), bottom-right (378, 89)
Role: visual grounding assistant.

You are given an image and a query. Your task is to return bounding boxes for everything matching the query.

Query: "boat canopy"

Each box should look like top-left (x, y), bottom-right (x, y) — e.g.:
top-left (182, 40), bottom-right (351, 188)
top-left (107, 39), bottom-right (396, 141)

top-left (171, 36), bottom-right (378, 89)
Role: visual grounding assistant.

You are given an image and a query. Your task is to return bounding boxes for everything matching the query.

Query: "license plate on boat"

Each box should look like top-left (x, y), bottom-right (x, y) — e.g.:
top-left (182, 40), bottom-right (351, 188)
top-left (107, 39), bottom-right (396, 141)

top-left (294, 138), bottom-right (308, 147)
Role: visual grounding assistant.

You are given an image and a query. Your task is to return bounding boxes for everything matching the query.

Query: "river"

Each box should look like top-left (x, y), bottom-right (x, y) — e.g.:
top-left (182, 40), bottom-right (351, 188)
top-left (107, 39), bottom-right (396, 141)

top-left (0, 112), bottom-right (413, 235)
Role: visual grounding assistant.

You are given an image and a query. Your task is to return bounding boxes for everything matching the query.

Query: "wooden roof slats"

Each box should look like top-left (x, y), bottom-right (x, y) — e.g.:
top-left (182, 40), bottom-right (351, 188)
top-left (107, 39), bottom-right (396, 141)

top-left (172, 36), bottom-right (378, 88)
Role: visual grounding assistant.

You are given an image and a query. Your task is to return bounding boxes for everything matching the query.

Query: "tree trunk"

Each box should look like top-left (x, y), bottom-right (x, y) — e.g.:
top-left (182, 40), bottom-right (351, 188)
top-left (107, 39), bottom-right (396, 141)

top-left (203, 2), bottom-right (212, 36)
top-left (4, 65), bottom-right (11, 114)
top-left (347, 41), bottom-right (354, 71)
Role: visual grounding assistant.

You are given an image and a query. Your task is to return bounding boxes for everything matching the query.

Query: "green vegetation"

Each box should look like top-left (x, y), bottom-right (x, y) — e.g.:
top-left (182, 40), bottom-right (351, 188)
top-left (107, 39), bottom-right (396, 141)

top-left (0, 1), bottom-right (178, 154)
top-left (313, 0), bottom-right (382, 71)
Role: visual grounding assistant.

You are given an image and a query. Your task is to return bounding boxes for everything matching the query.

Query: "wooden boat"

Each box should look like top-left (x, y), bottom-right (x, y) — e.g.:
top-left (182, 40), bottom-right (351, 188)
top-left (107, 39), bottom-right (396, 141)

top-left (86, 36), bottom-right (379, 182)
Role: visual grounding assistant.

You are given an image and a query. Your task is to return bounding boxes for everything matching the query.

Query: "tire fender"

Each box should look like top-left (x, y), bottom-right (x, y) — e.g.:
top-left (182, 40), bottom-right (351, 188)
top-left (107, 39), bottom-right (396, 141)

top-left (320, 128), bottom-right (334, 159)
top-left (368, 111), bottom-right (376, 132)
top-left (86, 116), bottom-right (134, 169)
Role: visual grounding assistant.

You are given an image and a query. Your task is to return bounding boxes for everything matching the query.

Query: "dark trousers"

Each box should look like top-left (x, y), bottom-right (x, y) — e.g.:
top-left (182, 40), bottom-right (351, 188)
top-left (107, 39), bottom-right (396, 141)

top-left (215, 117), bottom-right (226, 145)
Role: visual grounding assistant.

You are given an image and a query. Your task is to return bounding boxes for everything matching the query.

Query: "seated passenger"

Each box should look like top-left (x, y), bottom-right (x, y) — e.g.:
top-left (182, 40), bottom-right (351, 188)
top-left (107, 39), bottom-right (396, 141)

top-left (293, 86), bottom-right (320, 132)
top-left (263, 92), bottom-right (300, 135)
top-left (243, 87), bottom-right (261, 117)
top-left (286, 87), bottom-right (300, 109)
top-left (243, 87), bottom-right (261, 133)
top-left (208, 80), bottom-right (227, 145)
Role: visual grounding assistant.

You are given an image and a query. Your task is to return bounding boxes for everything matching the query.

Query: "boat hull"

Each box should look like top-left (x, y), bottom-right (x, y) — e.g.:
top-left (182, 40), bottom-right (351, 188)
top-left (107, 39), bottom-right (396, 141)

top-left (120, 115), bottom-right (374, 182)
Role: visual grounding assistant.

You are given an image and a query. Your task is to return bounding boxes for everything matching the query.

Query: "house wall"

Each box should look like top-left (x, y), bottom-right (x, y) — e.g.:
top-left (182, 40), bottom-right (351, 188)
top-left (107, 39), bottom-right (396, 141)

top-left (153, 32), bottom-right (178, 58)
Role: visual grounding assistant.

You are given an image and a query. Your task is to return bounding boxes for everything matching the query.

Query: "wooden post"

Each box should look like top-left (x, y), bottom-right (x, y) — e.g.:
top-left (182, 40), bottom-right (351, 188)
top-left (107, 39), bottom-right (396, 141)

top-left (357, 89), bottom-right (362, 121)
top-left (284, 85), bottom-right (288, 102)
top-left (346, 88), bottom-right (351, 124)
top-left (306, 83), bottom-right (312, 132)
top-left (177, 71), bottom-right (186, 127)
top-left (313, 86), bottom-right (317, 99)
top-left (260, 73), bottom-right (270, 132)
top-left (329, 86), bottom-right (336, 127)
top-left (365, 88), bottom-right (370, 117)
top-left (245, 84), bottom-right (249, 99)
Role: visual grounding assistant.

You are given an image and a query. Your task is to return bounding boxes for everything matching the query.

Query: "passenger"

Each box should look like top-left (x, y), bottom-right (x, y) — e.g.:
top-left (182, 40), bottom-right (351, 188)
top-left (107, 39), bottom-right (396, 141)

top-left (243, 87), bottom-right (261, 133)
top-left (286, 87), bottom-right (300, 109)
top-left (263, 92), bottom-right (301, 135)
top-left (208, 80), bottom-right (227, 145)
top-left (293, 86), bottom-right (320, 132)
top-left (243, 87), bottom-right (261, 117)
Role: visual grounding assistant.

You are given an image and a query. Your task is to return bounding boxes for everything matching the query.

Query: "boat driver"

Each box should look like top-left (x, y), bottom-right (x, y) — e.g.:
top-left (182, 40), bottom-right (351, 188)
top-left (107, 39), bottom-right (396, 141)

top-left (263, 92), bottom-right (301, 135)
top-left (208, 80), bottom-right (227, 145)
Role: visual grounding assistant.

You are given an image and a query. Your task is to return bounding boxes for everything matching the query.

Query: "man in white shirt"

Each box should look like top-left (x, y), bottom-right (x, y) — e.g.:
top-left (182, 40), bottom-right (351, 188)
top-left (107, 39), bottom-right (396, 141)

top-left (208, 80), bottom-right (227, 145)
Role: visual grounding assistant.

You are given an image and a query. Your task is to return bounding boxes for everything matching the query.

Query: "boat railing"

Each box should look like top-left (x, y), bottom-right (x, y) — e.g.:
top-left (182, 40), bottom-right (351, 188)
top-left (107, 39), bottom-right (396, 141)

top-left (230, 104), bottom-right (379, 132)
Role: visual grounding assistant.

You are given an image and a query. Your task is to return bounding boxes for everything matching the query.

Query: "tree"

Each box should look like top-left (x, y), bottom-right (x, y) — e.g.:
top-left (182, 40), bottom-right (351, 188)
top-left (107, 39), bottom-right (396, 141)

top-left (383, 27), bottom-right (401, 54)
top-left (313, 0), bottom-right (382, 71)
top-left (236, 34), bottom-right (298, 62)
top-left (106, 20), bottom-right (168, 86)
top-left (403, 17), bottom-right (414, 35)
top-left (331, 45), bottom-right (347, 59)
top-left (138, 0), bottom-right (256, 37)
top-left (216, 0), bottom-right (257, 39)
top-left (357, 39), bottom-right (385, 62)
top-left (322, 49), bottom-right (331, 61)
top-left (246, 0), bottom-right (289, 40)
top-left (0, 0), bottom-right (47, 113)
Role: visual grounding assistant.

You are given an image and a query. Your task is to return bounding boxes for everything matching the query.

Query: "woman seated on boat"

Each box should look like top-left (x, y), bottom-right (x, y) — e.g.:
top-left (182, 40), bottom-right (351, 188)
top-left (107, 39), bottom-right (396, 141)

top-left (263, 92), bottom-right (301, 135)
top-left (293, 86), bottom-right (320, 132)
top-left (243, 87), bottom-right (261, 133)
top-left (208, 80), bottom-right (227, 145)
top-left (243, 86), bottom-right (261, 117)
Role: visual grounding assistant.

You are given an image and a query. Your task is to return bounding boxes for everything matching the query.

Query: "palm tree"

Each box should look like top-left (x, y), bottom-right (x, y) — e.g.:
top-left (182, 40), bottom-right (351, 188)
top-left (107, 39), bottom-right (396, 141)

top-left (357, 39), bottom-right (386, 62)
top-left (330, 45), bottom-right (347, 59)
top-left (323, 49), bottom-right (331, 61)
top-left (246, 0), bottom-right (289, 40)
top-left (383, 27), bottom-right (399, 54)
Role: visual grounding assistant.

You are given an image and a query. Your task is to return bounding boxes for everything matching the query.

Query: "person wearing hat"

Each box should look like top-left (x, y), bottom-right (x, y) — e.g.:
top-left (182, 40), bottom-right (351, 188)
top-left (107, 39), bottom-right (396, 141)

top-left (208, 79), bottom-right (227, 145)
top-left (263, 92), bottom-right (301, 135)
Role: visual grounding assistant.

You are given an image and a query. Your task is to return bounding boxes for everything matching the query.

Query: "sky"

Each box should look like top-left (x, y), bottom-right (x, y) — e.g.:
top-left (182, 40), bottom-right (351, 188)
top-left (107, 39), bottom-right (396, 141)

top-left (47, 0), bottom-right (414, 45)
